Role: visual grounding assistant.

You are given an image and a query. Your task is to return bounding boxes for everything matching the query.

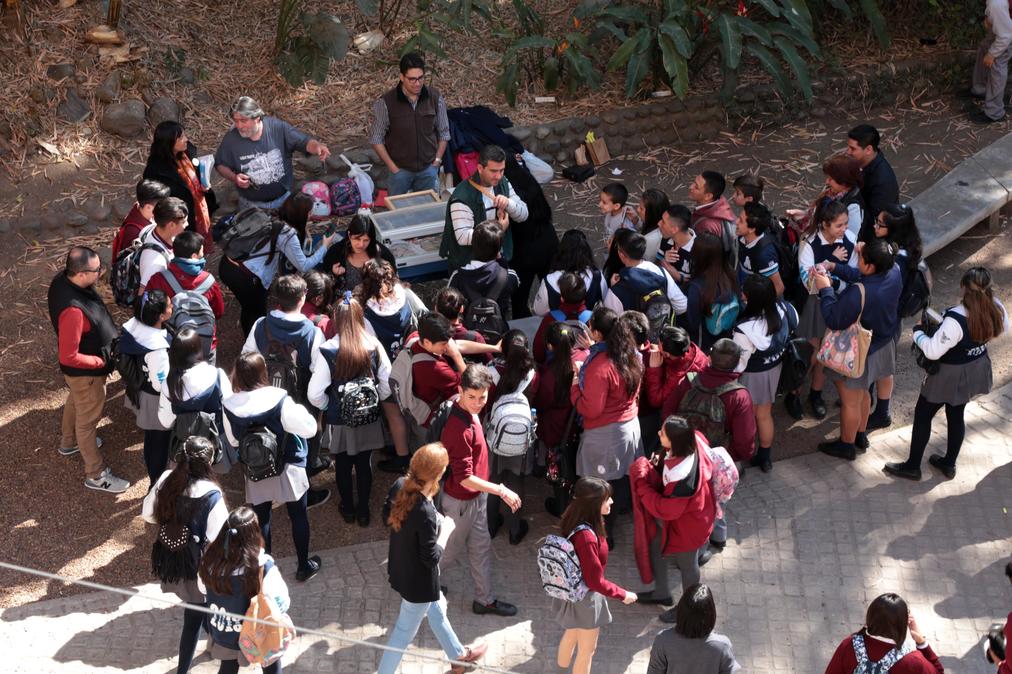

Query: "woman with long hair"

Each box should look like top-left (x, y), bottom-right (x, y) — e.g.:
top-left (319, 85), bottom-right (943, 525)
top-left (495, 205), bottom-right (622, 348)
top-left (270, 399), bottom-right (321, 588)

top-left (198, 506), bottom-right (290, 674)
top-left (307, 294), bottom-right (391, 526)
top-left (554, 477), bottom-right (637, 674)
top-left (814, 239), bottom-right (903, 462)
top-left (378, 443), bottom-right (488, 674)
top-left (218, 192), bottom-right (337, 335)
top-left (571, 307), bottom-right (643, 545)
top-left (118, 289), bottom-right (172, 487)
top-left (732, 274), bottom-right (798, 473)
top-left (321, 215), bottom-right (397, 293)
top-left (222, 352), bottom-right (322, 581)
top-left (143, 120), bottom-right (217, 248)
top-left (885, 267), bottom-right (1008, 480)
top-left (680, 233), bottom-right (741, 352)
top-left (824, 593), bottom-right (943, 673)
top-left (142, 436), bottom-right (228, 674)
top-left (533, 229), bottom-right (608, 315)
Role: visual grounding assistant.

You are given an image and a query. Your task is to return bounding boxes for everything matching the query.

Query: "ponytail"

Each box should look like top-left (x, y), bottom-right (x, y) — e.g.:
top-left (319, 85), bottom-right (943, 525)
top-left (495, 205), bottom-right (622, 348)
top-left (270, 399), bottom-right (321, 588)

top-left (961, 267), bottom-right (1004, 343)
top-left (153, 436), bottom-right (218, 525)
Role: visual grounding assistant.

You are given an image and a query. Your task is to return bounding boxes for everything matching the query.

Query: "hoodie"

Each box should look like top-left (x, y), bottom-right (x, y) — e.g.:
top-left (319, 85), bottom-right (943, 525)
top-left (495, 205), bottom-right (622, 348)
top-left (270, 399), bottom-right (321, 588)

top-left (643, 343), bottom-right (710, 410)
top-left (363, 284), bottom-right (421, 360)
top-left (665, 365), bottom-right (756, 462)
top-left (532, 300), bottom-right (589, 363)
top-left (448, 259), bottom-right (520, 316)
top-left (691, 197), bottom-right (735, 240)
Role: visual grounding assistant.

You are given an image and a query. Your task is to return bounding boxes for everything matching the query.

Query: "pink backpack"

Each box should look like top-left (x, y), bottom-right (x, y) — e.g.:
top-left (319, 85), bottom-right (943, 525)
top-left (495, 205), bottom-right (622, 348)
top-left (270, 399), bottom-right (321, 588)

top-left (300, 181), bottom-right (331, 220)
top-left (330, 178), bottom-right (362, 217)
top-left (696, 431), bottom-right (738, 517)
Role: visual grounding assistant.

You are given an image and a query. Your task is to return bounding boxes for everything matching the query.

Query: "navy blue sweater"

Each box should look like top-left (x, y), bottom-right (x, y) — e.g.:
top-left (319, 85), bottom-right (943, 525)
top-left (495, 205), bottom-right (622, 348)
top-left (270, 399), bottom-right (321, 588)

top-left (819, 263), bottom-right (902, 353)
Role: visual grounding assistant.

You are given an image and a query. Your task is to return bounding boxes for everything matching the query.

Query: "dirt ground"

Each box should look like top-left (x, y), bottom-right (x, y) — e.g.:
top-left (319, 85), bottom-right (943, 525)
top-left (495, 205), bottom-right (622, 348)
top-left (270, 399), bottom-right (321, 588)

top-left (2, 90), bottom-right (1010, 609)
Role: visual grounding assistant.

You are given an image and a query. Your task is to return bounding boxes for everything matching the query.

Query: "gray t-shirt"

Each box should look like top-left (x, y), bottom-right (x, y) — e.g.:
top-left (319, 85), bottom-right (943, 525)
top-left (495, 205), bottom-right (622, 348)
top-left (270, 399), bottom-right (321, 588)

top-left (647, 629), bottom-right (741, 674)
top-left (214, 116), bottom-right (310, 202)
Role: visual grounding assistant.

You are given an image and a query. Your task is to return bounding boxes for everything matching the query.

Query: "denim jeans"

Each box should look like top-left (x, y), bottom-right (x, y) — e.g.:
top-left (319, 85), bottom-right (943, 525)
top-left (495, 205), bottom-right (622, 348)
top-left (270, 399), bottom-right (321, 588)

top-left (377, 594), bottom-right (465, 674)
top-left (238, 189), bottom-right (291, 211)
top-left (387, 165), bottom-right (438, 196)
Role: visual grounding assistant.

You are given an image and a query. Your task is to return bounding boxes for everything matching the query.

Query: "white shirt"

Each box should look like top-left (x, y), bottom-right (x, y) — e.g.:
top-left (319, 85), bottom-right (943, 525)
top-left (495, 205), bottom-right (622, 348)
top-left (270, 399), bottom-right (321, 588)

top-left (137, 225), bottom-right (173, 287)
top-left (912, 301), bottom-right (1009, 360)
top-left (643, 229), bottom-right (664, 265)
top-left (221, 386), bottom-right (318, 447)
top-left (307, 333), bottom-right (392, 409)
top-left (122, 317), bottom-right (169, 393)
top-left (798, 229), bottom-right (859, 289)
top-left (158, 362), bottom-right (233, 428)
top-left (241, 310), bottom-right (325, 373)
top-left (533, 268), bottom-right (608, 316)
top-left (449, 179), bottom-right (529, 246)
top-left (603, 260), bottom-right (688, 315)
top-left (987, 0), bottom-right (1012, 56)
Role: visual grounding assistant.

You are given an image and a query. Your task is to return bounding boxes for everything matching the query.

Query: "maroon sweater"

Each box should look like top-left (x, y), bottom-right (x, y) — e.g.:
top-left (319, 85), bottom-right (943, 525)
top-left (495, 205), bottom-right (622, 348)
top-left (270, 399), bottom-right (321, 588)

top-left (666, 365), bottom-right (756, 462)
top-left (825, 634), bottom-right (943, 674)
top-left (440, 403), bottom-right (489, 501)
top-left (532, 300), bottom-right (588, 364)
top-left (410, 339), bottom-right (461, 426)
top-left (643, 343), bottom-right (710, 410)
top-left (570, 527), bottom-right (627, 600)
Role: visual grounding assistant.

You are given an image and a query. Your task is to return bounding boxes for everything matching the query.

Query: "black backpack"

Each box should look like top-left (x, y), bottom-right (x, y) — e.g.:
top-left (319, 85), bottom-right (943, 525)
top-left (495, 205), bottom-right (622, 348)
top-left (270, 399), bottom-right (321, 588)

top-left (637, 288), bottom-right (675, 342)
top-left (160, 272), bottom-right (217, 360)
top-left (169, 410), bottom-right (224, 466)
top-left (461, 267), bottom-right (510, 344)
top-left (219, 208), bottom-right (275, 261)
top-left (898, 259), bottom-right (932, 318)
top-left (424, 399), bottom-right (456, 445)
top-left (263, 322), bottom-right (303, 402)
top-left (337, 376), bottom-right (382, 427)
top-left (238, 425), bottom-right (284, 482)
top-left (150, 491), bottom-right (215, 584)
top-left (778, 338), bottom-right (814, 394)
top-left (111, 337), bottom-right (146, 407)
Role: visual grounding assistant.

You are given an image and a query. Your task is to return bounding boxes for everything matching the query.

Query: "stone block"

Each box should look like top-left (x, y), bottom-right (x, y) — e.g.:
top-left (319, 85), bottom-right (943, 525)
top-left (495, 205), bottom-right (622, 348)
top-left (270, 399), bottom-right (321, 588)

top-left (510, 126), bottom-right (533, 142)
top-left (86, 201), bottom-right (112, 223)
top-left (65, 211), bottom-right (89, 229)
top-left (58, 90), bottom-right (91, 124)
top-left (584, 115), bottom-right (601, 128)
top-left (96, 71), bottom-right (121, 103)
top-left (47, 63), bottom-right (76, 81)
top-left (146, 97), bottom-right (181, 127)
top-left (568, 118), bottom-right (586, 133)
top-left (554, 149), bottom-right (569, 164)
top-left (42, 211), bottom-right (63, 230)
top-left (535, 125), bottom-right (551, 140)
top-left (602, 111), bottom-right (619, 125)
top-left (620, 108), bottom-right (637, 121)
top-left (543, 138), bottom-right (561, 153)
top-left (101, 100), bottom-right (147, 138)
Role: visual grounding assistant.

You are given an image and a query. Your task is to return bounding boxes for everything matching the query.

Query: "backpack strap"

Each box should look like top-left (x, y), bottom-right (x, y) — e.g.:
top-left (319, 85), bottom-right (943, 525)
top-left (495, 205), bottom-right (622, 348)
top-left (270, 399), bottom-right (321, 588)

top-left (851, 634), bottom-right (869, 667)
top-left (578, 309), bottom-right (593, 324)
top-left (549, 309), bottom-right (566, 322)
top-left (488, 265), bottom-right (511, 300)
top-left (567, 523), bottom-right (595, 541)
top-left (192, 273), bottom-right (216, 295)
top-left (158, 269), bottom-right (185, 295)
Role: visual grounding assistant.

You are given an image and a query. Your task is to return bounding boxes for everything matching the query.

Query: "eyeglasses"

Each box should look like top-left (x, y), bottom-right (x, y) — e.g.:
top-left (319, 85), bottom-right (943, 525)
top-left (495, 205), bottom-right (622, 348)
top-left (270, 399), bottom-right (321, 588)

top-left (873, 221), bottom-right (887, 228)
top-left (404, 74), bottom-right (425, 83)
top-left (84, 265), bottom-right (103, 274)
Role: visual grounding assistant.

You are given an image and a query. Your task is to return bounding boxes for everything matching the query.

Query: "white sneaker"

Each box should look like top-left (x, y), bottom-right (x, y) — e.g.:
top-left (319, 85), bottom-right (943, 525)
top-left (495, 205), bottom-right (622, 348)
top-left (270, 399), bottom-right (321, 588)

top-left (84, 467), bottom-right (129, 494)
top-left (59, 436), bottom-right (104, 456)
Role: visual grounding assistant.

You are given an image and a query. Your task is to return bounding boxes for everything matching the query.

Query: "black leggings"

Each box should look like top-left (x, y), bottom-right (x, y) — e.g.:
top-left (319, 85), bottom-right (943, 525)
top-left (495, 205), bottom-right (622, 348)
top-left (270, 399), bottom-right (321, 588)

top-left (218, 660), bottom-right (280, 674)
top-left (333, 450), bottom-right (373, 517)
top-left (218, 257), bottom-right (267, 337)
top-left (176, 606), bottom-right (204, 673)
top-left (143, 429), bottom-right (171, 488)
top-left (253, 491), bottom-right (311, 571)
top-left (487, 466), bottom-right (525, 537)
top-left (905, 395), bottom-right (967, 468)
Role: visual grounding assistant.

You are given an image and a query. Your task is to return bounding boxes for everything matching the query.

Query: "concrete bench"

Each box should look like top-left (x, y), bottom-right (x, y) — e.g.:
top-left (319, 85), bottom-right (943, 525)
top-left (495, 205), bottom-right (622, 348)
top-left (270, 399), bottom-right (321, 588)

top-left (910, 131), bottom-right (1012, 257)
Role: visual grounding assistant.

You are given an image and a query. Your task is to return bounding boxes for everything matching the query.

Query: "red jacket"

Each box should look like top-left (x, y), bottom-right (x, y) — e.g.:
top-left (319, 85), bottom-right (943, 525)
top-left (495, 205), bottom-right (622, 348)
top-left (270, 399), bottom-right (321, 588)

top-left (301, 299), bottom-right (333, 339)
top-left (691, 197), bottom-right (735, 240)
top-left (630, 448), bottom-right (715, 583)
top-left (410, 339), bottom-right (460, 425)
top-left (571, 527), bottom-right (627, 600)
top-left (533, 347), bottom-right (588, 448)
top-left (440, 403), bottom-right (489, 501)
top-left (1000, 612), bottom-right (1012, 674)
top-left (144, 264), bottom-right (226, 351)
top-left (111, 204), bottom-right (151, 262)
top-left (451, 322), bottom-right (492, 364)
top-left (570, 351), bottom-right (638, 430)
top-left (533, 300), bottom-right (588, 364)
top-left (644, 343), bottom-right (709, 410)
top-left (825, 634), bottom-right (943, 674)
top-left (666, 365), bottom-right (756, 462)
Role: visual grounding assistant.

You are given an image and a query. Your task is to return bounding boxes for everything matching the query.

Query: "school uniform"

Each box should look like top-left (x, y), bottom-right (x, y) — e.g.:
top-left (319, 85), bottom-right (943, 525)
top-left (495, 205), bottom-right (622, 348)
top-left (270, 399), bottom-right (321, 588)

top-left (656, 232), bottom-right (694, 287)
top-left (643, 228), bottom-right (664, 264)
top-left (796, 230), bottom-right (858, 340)
top-left (680, 279), bottom-right (737, 353)
top-left (552, 526), bottom-right (627, 629)
top-left (243, 309), bottom-right (323, 391)
top-left (157, 362), bottom-right (235, 473)
top-left (532, 268), bottom-right (607, 316)
top-left (363, 284), bottom-right (422, 361)
top-left (647, 628), bottom-right (741, 674)
top-left (736, 232), bottom-right (780, 285)
top-left (604, 260), bottom-right (688, 316)
top-left (532, 300), bottom-right (591, 364)
top-left (119, 317), bottom-right (171, 484)
top-left (732, 303), bottom-right (799, 406)
top-left (136, 225), bottom-right (174, 289)
top-left (448, 259), bottom-right (520, 318)
top-left (825, 632), bottom-right (943, 674)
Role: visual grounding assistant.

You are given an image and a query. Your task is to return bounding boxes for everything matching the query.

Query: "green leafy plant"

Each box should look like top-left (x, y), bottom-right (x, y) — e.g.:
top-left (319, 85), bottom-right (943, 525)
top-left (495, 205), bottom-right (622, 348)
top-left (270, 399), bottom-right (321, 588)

top-left (275, 0), bottom-right (350, 87)
top-left (398, 0), bottom-right (495, 58)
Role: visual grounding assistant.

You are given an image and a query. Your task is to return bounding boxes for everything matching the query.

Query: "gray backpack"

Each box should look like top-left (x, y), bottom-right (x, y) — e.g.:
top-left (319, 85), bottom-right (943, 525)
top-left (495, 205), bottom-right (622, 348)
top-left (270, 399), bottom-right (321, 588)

top-left (160, 271), bottom-right (216, 360)
top-left (850, 633), bottom-right (912, 674)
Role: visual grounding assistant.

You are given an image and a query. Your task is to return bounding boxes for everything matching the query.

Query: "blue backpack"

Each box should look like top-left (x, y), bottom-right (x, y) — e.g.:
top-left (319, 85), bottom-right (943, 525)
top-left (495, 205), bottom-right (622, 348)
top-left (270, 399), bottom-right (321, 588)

top-left (705, 294), bottom-right (741, 336)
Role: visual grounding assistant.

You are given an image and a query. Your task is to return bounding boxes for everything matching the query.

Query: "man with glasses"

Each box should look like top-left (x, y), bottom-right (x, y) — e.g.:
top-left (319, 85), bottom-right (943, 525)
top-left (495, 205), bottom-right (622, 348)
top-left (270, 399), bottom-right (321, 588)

top-left (215, 95), bottom-right (331, 210)
top-left (369, 52), bottom-right (450, 196)
top-left (47, 247), bottom-right (129, 494)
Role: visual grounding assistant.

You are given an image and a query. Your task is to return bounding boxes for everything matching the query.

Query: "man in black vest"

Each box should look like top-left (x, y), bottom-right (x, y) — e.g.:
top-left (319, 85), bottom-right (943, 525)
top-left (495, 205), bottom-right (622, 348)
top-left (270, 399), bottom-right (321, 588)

top-left (47, 246), bottom-right (129, 494)
top-left (369, 52), bottom-right (450, 196)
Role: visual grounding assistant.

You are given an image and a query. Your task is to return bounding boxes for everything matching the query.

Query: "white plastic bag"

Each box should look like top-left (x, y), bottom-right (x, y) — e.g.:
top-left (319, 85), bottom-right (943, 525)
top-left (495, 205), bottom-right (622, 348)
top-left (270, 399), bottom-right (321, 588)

top-left (340, 154), bottom-right (376, 205)
top-left (521, 150), bottom-right (554, 184)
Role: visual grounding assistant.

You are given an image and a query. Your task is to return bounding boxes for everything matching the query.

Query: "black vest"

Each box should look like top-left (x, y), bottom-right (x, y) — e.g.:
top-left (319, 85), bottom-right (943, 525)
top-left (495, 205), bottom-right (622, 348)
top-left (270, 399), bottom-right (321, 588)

top-left (938, 310), bottom-right (988, 365)
top-left (47, 272), bottom-right (117, 377)
top-left (381, 85), bottom-right (440, 173)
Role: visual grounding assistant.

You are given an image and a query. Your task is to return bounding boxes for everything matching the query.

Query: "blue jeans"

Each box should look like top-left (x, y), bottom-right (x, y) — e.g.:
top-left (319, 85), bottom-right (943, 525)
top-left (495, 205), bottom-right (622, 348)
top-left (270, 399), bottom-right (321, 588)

top-left (711, 515), bottom-right (727, 545)
top-left (387, 165), bottom-right (438, 196)
top-left (377, 594), bottom-right (465, 674)
top-left (238, 189), bottom-right (291, 211)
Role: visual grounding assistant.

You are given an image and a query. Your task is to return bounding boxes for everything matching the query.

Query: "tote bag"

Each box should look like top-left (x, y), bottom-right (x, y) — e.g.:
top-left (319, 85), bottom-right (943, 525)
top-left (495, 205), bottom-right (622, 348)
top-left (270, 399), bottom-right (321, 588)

top-left (816, 283), bottom-right (871, 378)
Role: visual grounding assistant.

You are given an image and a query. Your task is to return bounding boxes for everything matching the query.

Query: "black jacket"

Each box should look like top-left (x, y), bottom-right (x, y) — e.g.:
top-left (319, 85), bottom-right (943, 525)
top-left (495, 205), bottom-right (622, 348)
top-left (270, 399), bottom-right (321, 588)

top-left (859, 152), bottom-right (898, 241)
top-left (383, 477), bottom-right (443, 603)
top-left (143, 141), bottom-right (218, 229)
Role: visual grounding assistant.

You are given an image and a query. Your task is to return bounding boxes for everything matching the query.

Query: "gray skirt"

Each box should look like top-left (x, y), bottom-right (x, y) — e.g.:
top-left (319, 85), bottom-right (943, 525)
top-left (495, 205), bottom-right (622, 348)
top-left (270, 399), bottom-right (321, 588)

top-left (245, 463), bottom-right (309, 506)
top-left (825, 340), bottom-right (896, 390)
top-left (576, 418), bottom-right (643, 481)
top-left (739, 364), bottom-right (782, 406)
top-left (552, 591), bottom-right (613, 629)
top-left (323, 420), bottom-right (385, 457)
top-left (126, 390), bottom-right (167, 431)
top-left (920, 356), bottom-right (993, 406)
top-left (797, 296), bottom-right (826, 340)
top-left (162, 578), bottom-right (203, 605)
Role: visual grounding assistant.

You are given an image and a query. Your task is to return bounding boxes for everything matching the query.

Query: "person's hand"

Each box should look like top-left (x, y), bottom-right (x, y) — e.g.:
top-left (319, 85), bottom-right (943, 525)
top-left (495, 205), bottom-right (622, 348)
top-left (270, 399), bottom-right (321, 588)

top-left (610, 273), bottom-right (620, 286)
top-left (316, 144), bottom-right (331, 162)
top-left (622, 591), bottom-right (638, 605)
top-left (987, 645), bottom-right (999, 664)
top-left (331, 262), bottom-right (346, 277)
top-left (574, 331), bottom-right (592, 351)
top-left (496, 208), bottom-right (509, 230)
top-left (785, 208), bottom-right (805, 221)
top-left (441, 514), bottom-right (456, 534)
top-left (322, 232), bottom-right (338, 249)
top-left (907, 614), bottom-right (926, 646)
top-left (446, 338), bottom-right (462, 360)
top-left (832, 245), bottom-right (848, 262)
top-left (648, 347), bottom-right (662, 368)
top-left (498, 484), bottom-right (521, 512)
top-left (389, 164), bottom-right (401, 174)
top-left (626, 205), bottom-right (640, 224)
top-left (822, 260), bottom-right (837, 272)
top-left (493, 339), bottom-right (504, 352)
top-left (493, 194), bottom-right (511, 211)
top-left (664, 248), bottom-right (680, 265)
top-left (235, 173), bottom-right (251, 189)
top-left (985, 53), bottom-right (996, 68)
top-left (813, 271), bottom-right (832, 290)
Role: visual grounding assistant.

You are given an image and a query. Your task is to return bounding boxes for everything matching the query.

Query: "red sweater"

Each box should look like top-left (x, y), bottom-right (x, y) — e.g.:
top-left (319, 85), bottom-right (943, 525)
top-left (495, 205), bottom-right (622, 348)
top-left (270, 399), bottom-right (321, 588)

top-left (451, 322), bottom-right (492, 364)
top-left (571, 352), bottom-right (638, 430)
top-left (111, 204), bottom-right (151, 262)
top-left (691, 197), bottom-right (735, 239)
top-left (410, 340), bottom-right (460, 426)
top-left (644, 343), bottom-right (710, 410)
top-left (533, 300), bottom-right (588, 364)
top-left (533, 348), bottom-right (588, 448)
top-left (300, 299), bottom-right (333, 339)
top-left (57, 308), bottom-right (106, 371)
top-left (1000, 612), bottom-right (1012, 674)
top-left (666, 366), bottom-right (756, 462)
top-left (570, 527), bottom-right (627, 600)
top-left (440, 403), bottom-right (489, 501)
top-left (825, 635), bottom-right (943, 674)
top-left (145, 265), bottom-right (225, 350)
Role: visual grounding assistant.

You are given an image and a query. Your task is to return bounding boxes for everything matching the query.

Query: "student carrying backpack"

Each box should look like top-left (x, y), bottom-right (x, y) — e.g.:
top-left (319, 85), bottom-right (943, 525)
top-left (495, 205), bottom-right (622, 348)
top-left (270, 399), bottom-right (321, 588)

top-left (217, 208), bottom-right (275, 261)
top-left (677, 372), bottom-right (746, 451)
top-left (159, 271), bottom-right (217, 361)
top-left (460, 267), bottom-right (511, 344)
top-left (448, 220), bottom-right (518, 344)
top-left (110, 227), bottom-right (172, 307)
top-left (538, 523), bottom-right (592, 602)
top-left (486, 369), bottom-right (537, 458)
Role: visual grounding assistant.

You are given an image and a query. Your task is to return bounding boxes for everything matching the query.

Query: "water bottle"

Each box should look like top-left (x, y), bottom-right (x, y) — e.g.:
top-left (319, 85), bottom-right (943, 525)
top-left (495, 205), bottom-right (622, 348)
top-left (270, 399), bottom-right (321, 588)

top-left (531, 407), bottom-right (538, 430)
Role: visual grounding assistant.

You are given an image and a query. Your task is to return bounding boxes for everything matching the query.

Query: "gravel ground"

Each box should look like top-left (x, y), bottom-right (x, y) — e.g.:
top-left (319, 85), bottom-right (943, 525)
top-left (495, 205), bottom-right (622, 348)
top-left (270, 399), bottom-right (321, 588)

top-left (2, 92), bottom-right (1011, 609)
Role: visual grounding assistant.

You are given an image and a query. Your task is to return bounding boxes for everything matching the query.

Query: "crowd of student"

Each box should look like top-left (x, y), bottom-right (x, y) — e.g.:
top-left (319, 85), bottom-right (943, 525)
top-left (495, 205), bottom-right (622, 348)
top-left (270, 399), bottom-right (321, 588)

top-left (44, 115), bottom-right (1012, 674)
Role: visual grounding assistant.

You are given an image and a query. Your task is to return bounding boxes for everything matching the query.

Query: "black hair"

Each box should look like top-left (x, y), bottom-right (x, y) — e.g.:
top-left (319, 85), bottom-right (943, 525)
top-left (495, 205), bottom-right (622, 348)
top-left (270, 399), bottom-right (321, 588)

top-left (460, 363), bottom-right (493, 391)
top-left (399, 52), bottom-right (425, 74)
top-left (137, 289), bottom-right (170, 326)
top-left (987, 624), bottom-right (1006, 664)
top-left (154, 197), bottom-right (188, 227)
top-left (860, 238), bottom-right (897, 275)
top-left (434, 286), bottom-right (467, 321)
top-left (862, 593), bottom-right (908, 647)
top-left (560, 477), bottom-right (611, 539)
top-left (167, 327), bottom-right (206, 401)
top-left (601, 183), bottom-right (628, 207)
top-left (603, 311), bottom-right (643, 397)
top-left (276, 192), bottom-right (312, 244)
top-left (550, 229), bottom-right (598, 274)
top-left (65, 246), bottom-right (99, 275)
top-left (271, 274), bottom-right (308, 312)
top-left (618, 232), bottom-right (648, 261)
top-left (878, 204), bottom-right (923, 267)
top-left (303, 269), bottom-right (333, 311)
top-left (658, 325), bottom-right (690, 357)
top-left (589, 306), bottom-right (618, 340)
top-left (709, 338), bottom-right (742, 372)
top-left (471, 220), bottom-right (504, 262)
top-left (154, 435), bottom-right (218, 526)
top-left (336, 215), bottom-right (383, 260)
top-left (691, 233), bottom-right (739, 313)
top-left (479, 144), bottom-right (506, 166)
top-left (418, 311), bottom-right (453, 343)
top-left (742, 202), bottom-right (772, 236)
top-left (545, 321), bottom-right (577, 406)
top-left (664, 204), bottom-right (692, 232)
top-left (172, 230), bottom-right (204, 260)
top-left (137, 179), bottom-right (171, 205)
top-left (848, 124), bottom-right (881, 152)
top-left (662, 415), bottom-right (696, 458)
top-left (733, 174), bottom-right (765, 202)
top-left (639, 188), bottom-right (670, 235)
top-left (740, 274), bottom-right (782, 336)
top-left (808, 199), bottom-right (849, 239)
top-left (494, 329), bottom-right (534, 399)
top-left (1005, 559), bottom-right (1012, 583)
top-left (675, 584), bottom-right (717, 639)
top-left (558, 271), bottom-right (587, 305)
top-left (149, 121), bottom-right (185, 167)
top-left (618, 311), bottom-right (650, 348)
top-left (359, 258), bottom-right (399, 303)
top-left (700, 170), bottom-right (726, 200)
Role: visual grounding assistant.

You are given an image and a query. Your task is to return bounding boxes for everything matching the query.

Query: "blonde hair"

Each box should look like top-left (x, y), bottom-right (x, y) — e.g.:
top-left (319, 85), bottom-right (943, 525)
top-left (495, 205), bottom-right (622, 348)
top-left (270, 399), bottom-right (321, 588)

top-left (387, 443), bottom-right (449, 531)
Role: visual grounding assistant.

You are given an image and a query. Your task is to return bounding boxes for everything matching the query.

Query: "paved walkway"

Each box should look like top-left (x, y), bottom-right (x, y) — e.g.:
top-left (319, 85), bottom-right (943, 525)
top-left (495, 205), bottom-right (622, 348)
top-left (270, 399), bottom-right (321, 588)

top-left (4, 384), bottom-right (1012, 674)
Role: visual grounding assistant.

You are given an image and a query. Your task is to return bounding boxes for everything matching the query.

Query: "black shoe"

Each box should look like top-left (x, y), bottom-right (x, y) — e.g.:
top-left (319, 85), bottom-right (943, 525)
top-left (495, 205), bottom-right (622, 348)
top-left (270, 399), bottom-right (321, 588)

top-left (357, 512), bottom-right (371, 528)
top-left (809, 394), bottom-right (827, 420)
top-left (962, 88), bottom-right (986, 100)
top-left (531, 464), bottom-right (547, 479)
top-left (698, 547), bottom-right (715, 566)
top-left (306, 488), bottom-right (331, 510)
top-left (472, 599), bottom-right (517, 617)
top-left (544, 497), bottom-right (563, 518)
top-left (659, 607), bottom-right (678, 623)
top-left (784, 392), bottom-right (804, 420)
top-left (883, 462), bottom-right (922, 481)
top-left (508, 520), bottom-right (529, 546)
top-left (928, 454), bottom-right (957, 479)
top-left (969, 109), bottom-right (1005, 125)
top-left (818, 440), bottom-right (856, 461)
top-left (296, 555), bottom-right (322, 582)
top-left (636, 591), bottom-right (674, 605)
top-left (854, 432), bottom-right (869, 452)
top-left (378, 456), bottom-right (409, 474)
top-left (750, 456), bottom-right (773, 473)
top-left (709, 538), bottom-right (726, 550)
top-left (865, 414), bottom-right (892, 431)
top-left (488, 513), bottom-right (504, 540)
top-left (339, 507), bottom-right (356, 524)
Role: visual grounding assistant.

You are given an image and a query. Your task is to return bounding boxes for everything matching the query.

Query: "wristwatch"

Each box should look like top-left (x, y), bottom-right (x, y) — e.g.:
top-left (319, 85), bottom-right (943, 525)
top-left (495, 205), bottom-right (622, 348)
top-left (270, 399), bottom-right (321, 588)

top-left (433, 157), bottom-right (443, 165)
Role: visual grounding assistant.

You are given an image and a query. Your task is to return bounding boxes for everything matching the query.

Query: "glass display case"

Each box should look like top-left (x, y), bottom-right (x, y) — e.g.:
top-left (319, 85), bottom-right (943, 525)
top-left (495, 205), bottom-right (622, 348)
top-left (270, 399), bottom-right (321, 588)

top-left (370, 200), bottom-right (449, 280)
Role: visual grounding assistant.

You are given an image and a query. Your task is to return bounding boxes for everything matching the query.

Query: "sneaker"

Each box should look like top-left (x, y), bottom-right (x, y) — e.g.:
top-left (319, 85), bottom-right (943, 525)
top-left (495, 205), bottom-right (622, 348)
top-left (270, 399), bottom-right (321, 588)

top-left (883, 462), bottom-right (922, 481)
top-left (928, 454), bottom-right (956, 479)
top-left (357, 512), bottom-right (371, 528)
top-left (59, 435), bottom-right (104, 456)
top-left (969, 109), bottom-right (1005, 125)
top-left (698, 547), bottom-right (715, 566)
top-left (636, 591), bottom-right (674, 606)
top-left (784, 393), bottom-right (804, 420)
top-left (296, 555), bottom-right (322, 582)
top-left (472, 599), bottom-right (517, 617)
top-left (84, 467), bottom-right (129, 494)
top-left (809, 394), bottom-right (827, 420)
top-left (306, 488), bottom-right (331, 510)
